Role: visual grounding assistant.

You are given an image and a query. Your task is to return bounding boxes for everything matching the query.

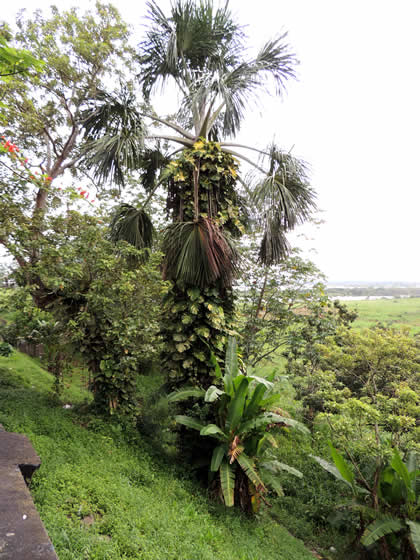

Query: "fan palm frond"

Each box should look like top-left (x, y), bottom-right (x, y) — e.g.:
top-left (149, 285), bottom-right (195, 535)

top-left (82, 89), bottom-right (145, 139)
top-left (109, 204), bottom-right (154, 250)
top-left (140, 0), bottom-right (243, 99)
top-left (252, 145), bottom-right (316, 229)
top-left (82, 132), bottom-right (143, 187)
top-left (81, 89), bottom-right (146, 186)
top-left (241, 145), bottom-right (317, 265)
top-left (138, 146), bottom-right (171, 192)
top-left (162, 217), bottom-right (239, 288)
top-left (258, 215), bottom-right (290, 266)
top-left (215, 35), bottom-right (297, 137)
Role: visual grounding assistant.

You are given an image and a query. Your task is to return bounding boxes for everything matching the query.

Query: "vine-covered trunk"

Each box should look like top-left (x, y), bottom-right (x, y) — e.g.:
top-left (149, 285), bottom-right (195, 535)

top-left (161, 139), bottom-right (244, 389)
top-left (162, 283), bottom-right (235, 389)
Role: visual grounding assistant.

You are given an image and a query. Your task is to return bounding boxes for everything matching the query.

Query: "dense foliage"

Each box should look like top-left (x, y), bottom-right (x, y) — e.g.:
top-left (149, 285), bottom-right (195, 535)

top-left (312, 445), bottom-right (419, 559)
top-left (0, 2), bottom-right (132, 308)
top-left (1, 210), bottom-right (167, 413)
top-left (0, 352), bottom-right (315, 560)
top-left (170, 338), bottom-right (307, 511)
top-left (236, 244), bottom-right (328, 366)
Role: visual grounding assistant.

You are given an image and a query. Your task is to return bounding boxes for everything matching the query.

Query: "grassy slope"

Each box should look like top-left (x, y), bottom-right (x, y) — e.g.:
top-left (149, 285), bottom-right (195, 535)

top-left (0, 352), bottom-right (314, 560)
top-left (346, 297), bottom-right (420, 334)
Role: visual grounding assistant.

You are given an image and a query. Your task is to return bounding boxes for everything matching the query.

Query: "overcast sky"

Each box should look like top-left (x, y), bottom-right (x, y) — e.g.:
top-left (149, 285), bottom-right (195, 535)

top-left (2, 0), bottom-right (420, 283)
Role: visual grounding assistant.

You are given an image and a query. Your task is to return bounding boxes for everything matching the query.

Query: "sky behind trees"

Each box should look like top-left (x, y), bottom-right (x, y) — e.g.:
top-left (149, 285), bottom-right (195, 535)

top-left (2, 0), bottom-right (419, 282)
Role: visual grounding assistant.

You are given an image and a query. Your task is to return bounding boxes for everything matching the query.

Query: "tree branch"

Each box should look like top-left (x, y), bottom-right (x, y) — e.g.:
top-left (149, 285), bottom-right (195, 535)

top-left (0, 160), bottom-right (31, 183)
top-left (145, 134), bottom-right (194, 147)
top-left (0, 237), bottom-right (27, 269)
top-left (222, 148), bottom-right (266, 174)
top-left (42, 127), bottom-right (60, 160)
top-left (221, 142), bottom-right (270, 157)
top-left (143, 112), bottom-right (195, 140)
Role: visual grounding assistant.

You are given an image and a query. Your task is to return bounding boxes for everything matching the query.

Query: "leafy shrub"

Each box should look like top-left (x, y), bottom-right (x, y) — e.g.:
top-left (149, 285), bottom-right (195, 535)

top-left (312, 444), bottom-right (420, 559)
top-left (169, 338), bottom-right (308, 512)
top-left (0, 341), bottom-right (13, 356)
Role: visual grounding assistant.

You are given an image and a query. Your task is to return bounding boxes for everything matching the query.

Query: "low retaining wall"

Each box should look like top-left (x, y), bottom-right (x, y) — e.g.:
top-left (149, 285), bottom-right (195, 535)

top-left (0, 425), bottom-right (58, 559)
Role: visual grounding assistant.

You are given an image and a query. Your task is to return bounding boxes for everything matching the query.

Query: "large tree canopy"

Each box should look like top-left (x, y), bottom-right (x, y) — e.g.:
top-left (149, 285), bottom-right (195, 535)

top-left (83, 0), bottom-right (316, 269)
top-left (0, 25), bottom-right (43, 80)
top-left (0, 3), bottom-right (134, 304)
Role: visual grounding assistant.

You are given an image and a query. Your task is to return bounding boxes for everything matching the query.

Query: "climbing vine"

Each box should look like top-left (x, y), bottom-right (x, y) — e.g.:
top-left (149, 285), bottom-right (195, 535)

top-left (161, 140), bottom-right (243, 388)
top-left (165, 139), bottom-right (245, 234)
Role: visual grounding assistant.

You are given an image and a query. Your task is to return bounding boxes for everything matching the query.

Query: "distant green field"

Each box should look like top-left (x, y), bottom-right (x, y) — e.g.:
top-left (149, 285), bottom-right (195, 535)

top-left (343, 297), bottom-right (420, 334)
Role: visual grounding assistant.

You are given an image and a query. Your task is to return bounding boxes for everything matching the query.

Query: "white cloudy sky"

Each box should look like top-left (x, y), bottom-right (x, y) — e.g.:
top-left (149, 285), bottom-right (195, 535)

top-left (2, 0), bottom-right (420, 282)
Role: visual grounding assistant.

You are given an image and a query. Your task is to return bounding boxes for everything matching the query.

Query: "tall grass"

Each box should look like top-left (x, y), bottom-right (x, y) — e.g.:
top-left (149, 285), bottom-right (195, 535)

top-left (346, 297), bottom-right (420, 333)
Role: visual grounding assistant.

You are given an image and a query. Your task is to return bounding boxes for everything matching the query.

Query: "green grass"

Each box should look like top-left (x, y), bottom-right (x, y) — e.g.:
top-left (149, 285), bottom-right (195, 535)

top-left (0, 351), bottom-right (315, 560)
top-left (345, 297), bottom-right (420, 334)
top-left (0, 351), bottom-right (91, 404)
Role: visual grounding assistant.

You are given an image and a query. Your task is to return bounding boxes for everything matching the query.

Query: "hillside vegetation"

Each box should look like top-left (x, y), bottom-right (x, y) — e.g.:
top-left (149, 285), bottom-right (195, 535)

top-left (1, 3), bottom-right (418, 559)
top-left (0, 351), bottom-right (314, 560)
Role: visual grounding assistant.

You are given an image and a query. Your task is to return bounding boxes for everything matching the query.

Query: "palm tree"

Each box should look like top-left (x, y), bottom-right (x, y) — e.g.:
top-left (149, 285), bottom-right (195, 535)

top-left (82, 0), bottom-right (316, 388)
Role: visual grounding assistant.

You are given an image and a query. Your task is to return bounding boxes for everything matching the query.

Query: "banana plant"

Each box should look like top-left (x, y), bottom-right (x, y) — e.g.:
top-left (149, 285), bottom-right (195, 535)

top-left (168, 337), bottom-right (307, 511)
top-left (312, 444), bottom-right (420, 559)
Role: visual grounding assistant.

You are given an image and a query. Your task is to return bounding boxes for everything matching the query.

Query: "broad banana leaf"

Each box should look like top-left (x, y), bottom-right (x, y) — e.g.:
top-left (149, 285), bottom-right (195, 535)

top-left (378, 466), bottom-right (407, 506)
top-left (167, 387), bottom-right (205, 402)
top-left (205, 385), bottom-right (224, 402)
top-left (256, 432), bottom-right (278, 456)
top-left (248, 375), bottom-right (273, 389)
top-left (226, 377), bottom-right (250, 432)
top-left (239, 416), bottom-right (273, 435)
top-left (328, 442), bottom-right (355, 489)
top-left (262, 460), bottom-right (303, 478)
top-left (236, 452), bottom-right (265, 490)
top-left (225, 336), bottom-right (238, 380)
top-left (220, 460), bottom-right (235, 507)
top-left (390, 448), bottom-right (416, 502)
top-left (310, 455), bottom-right (354, 490)
top-left (175, 415), bottom-right (205, 431)
top-left (260, 394), bottom-right (283, 409)
top-left (406, 451), bottom-right (418, 474)
top-left (260, 470), bottom-right (284, 497)
top-left (200, 424), bottom-right (227, 440)
top-left (232, 374), bottom-right (248, 391)
top-left (361, 516), bottom-right (404, 548)
top-left (243, 383), bottom-right (267, 420)
top-left (211, 445), bottom-right (227, 472)
top-left (407, 521), bottom-right (420, 554)
top-left (263, 412), bottom-right (310, 434)
top-left (223, 372), bottom-right (234, 398)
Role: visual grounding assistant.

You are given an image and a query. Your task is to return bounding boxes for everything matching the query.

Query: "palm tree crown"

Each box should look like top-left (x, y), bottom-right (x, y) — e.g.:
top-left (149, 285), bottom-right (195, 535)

top-left (82, 0), bottom-right (316, 273)
top-left (139, 0), bottom-right (297, 139)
